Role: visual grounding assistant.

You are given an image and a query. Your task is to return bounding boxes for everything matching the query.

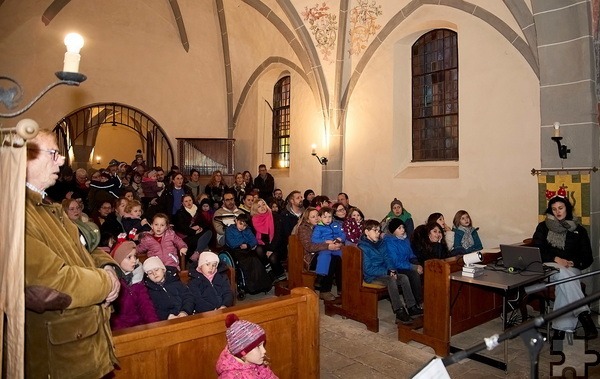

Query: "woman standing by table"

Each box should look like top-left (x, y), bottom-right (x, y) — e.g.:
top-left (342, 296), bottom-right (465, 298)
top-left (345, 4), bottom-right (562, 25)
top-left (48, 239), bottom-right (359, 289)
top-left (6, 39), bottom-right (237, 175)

top-left (532, 194), bottom-right (596, 340)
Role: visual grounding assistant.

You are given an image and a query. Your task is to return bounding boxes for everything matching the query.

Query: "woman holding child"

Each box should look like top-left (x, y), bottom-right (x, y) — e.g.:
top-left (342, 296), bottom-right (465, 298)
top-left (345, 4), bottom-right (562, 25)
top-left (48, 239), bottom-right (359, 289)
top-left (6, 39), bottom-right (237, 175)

top-left (293, 207), bottom-right (342, 301)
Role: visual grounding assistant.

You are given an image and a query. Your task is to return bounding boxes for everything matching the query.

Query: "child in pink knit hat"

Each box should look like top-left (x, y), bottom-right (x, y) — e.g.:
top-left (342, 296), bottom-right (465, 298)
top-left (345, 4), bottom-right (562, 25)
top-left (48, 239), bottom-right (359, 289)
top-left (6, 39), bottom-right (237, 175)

top-left (215, 313), bottom-right (278, 378)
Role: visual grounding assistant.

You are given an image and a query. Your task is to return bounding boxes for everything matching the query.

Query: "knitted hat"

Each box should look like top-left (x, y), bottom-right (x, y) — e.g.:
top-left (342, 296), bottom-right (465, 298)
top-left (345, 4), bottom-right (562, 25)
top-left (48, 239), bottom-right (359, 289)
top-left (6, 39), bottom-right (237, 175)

top-left (225, 313), bottom-right (266, 357)
top-left (142, 256), bottom-right (166, 273)
top-left (108, 159), bottom-right (120, 167)
top-left (135, 149), bottom-right (143, 159)
top-left (198, 251), bottom-right (219, 266)
top-left (388, 218), bottom-right (405, 234)
top-left (390, 198), bottom-right (402, 210)
top-left (110, 240), bottom-right (136, 265)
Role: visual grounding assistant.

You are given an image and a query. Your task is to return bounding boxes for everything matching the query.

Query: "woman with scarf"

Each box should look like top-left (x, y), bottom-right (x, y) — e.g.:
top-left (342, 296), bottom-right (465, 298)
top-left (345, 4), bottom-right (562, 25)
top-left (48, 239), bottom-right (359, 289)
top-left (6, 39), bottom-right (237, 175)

top-left (174, 194), bottom-right (213, 265)
top-left (250, 199), bottom-right (286, 282)
top-left (532, 193), bottom-right (596, 340)
top-left (381, 198), bottom-right (415, 238)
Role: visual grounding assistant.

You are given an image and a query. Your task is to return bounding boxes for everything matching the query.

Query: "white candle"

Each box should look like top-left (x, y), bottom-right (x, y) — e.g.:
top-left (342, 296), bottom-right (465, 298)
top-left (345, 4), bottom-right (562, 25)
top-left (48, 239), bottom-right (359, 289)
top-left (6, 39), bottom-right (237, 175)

top-left (63, 33), bottom-right (84, 73)
top-left (311, 144), bottom-right (317, 155)
top-left (553, 122), bottom-right (560, 138)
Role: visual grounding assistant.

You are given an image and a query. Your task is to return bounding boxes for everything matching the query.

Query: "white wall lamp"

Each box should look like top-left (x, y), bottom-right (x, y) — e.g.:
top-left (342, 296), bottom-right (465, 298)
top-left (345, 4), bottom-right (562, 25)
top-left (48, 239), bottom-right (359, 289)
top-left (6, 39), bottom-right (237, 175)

top-left (0, 33), bottom-right (87, 118)
top-left (311, 144), bottom-right (328, 165)
top-left (551, 122), bottom-right (570, 159)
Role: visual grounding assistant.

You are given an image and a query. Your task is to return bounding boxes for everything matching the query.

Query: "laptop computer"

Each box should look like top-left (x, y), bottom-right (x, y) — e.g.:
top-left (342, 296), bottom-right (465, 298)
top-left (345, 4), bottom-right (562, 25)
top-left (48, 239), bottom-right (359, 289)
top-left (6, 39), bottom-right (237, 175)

top-left (499, 244), bottom-right (545, 273)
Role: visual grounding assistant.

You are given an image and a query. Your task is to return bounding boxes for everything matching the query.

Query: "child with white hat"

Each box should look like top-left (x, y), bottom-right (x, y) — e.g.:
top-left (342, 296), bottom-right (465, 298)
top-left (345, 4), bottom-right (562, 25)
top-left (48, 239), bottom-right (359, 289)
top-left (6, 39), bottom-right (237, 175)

top-left (188, 251), bottom-right (234, 313)
top-left (143, 256), bottom-right (194, 320)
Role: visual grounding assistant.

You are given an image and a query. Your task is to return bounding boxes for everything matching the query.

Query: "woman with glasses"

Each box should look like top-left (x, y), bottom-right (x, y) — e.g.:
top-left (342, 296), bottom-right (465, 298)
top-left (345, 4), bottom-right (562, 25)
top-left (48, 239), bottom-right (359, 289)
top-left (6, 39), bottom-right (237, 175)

top-left (332, 202), bottom-right (347, 223)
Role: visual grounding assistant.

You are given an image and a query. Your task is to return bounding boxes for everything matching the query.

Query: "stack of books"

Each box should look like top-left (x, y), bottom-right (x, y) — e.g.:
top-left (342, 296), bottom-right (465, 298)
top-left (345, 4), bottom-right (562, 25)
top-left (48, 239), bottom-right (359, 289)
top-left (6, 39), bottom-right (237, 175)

top-left (462, 264), bottom-right (485, 278)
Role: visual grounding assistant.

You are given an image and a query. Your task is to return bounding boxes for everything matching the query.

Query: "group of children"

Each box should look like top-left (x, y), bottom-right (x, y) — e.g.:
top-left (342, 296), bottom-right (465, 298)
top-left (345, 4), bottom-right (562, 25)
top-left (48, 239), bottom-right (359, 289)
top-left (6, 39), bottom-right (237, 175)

top-left (107, 213), bottom-right (234, 331)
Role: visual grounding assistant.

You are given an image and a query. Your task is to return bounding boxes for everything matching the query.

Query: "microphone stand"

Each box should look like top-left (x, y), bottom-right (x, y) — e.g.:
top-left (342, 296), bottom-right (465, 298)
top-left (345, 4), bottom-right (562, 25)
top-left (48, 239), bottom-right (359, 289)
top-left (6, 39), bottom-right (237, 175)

top-left (442, 272), bottom-right (600, 379)
top-left (524, 269), bottom-right (600, 295)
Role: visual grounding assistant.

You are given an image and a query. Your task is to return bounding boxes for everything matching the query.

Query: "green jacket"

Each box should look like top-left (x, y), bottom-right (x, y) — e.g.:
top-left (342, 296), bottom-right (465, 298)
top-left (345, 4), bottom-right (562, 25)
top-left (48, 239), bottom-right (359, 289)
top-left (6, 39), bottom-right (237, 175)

top-left (25, 189), bottom-right (118, 378)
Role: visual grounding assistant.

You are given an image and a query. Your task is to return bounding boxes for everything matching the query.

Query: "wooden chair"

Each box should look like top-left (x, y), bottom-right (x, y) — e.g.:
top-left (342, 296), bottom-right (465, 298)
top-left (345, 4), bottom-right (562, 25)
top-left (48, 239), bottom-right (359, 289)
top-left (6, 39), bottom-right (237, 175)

top-left (275, 234), bottom-right (317, 296)
top-left (324, 245), bottom-right (388, 332)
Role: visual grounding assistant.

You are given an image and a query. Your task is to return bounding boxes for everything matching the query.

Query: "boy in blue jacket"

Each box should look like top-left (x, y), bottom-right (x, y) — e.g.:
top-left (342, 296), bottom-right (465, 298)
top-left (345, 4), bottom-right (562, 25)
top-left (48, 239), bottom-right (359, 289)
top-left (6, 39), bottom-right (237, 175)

top-left (383, 218), bottom-right (423, 313)
top-left (359, 219), bottom-right (414, 324)
top-left (311, 207), bottom-right (346, 300)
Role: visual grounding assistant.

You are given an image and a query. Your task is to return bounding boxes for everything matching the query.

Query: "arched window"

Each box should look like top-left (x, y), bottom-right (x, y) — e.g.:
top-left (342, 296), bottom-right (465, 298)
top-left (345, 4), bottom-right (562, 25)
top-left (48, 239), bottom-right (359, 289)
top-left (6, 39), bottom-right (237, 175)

top-left (412, 29), bottom-right (458, 161)
top-left (271, 76), bottom-right (291, 168)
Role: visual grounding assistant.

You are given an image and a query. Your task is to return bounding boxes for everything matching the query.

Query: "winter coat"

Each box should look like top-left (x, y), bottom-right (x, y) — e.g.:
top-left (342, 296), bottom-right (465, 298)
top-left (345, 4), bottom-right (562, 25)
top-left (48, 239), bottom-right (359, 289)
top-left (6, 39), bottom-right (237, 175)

top-left (137, 229), bottom-right (187, 269)
top-left (100, 212), bottom-right (125, 240)
top-left (25, 189), bottom-right (118, 379)
top-left (311, 221), bottom-right (346, 244)
top-left (532, 221), bottom-right (593, 270)
top-left (111, 265), bottom-right (159, 330)
top-left (174, 205), bottom-right (211, 238)
top-left (452, 227), bottom-right (483, 253)
top-left (342, 218), bottom-right (363, 244)
top-left (410, 225), bottom-right (450, 265)
top-left (216, 348), bottom-right (278, 379)
top-left (358, 235), bottom-right (395, 283)
top-left (253, 173), bottom-right (275, 200)
top-left (381, 210), bottom-right (415, 238)
top-left (188, 262), bottom-right (234, 313)
top-left (383, 234), bottom-right (418, 271)
top-left (156, 184), bottom-right (192, 216)
top-left (295, 222), bottom-right (330, 268)
top-left (144, 267), bottom-right (194, 320)
top-left (121, 216), bottom-right (151, 235)
top-left (141, 177), bottom-right (163, 198)
top-left (225, 224), bottom-right (258, 249)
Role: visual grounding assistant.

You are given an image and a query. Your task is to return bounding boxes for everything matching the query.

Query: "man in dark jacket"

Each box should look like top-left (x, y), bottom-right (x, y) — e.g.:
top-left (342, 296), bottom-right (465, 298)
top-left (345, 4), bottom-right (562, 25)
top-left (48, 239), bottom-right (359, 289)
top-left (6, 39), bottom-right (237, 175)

top-left (253, 164), bottom-right (275, 201)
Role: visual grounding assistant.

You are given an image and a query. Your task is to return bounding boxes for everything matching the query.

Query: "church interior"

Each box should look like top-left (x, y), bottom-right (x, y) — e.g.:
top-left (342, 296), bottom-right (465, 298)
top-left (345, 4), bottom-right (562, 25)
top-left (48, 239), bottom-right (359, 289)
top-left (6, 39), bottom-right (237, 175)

top-left (1, 0), bottom-right (600, 377)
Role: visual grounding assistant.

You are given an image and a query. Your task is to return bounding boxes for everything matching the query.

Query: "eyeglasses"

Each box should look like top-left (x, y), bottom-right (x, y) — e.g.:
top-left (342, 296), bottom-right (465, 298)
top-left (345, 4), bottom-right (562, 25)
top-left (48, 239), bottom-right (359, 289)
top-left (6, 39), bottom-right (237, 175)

top-left (28, 148), bottom-right (62, 162)
top-left (368, 228), bottom-right (381, 233)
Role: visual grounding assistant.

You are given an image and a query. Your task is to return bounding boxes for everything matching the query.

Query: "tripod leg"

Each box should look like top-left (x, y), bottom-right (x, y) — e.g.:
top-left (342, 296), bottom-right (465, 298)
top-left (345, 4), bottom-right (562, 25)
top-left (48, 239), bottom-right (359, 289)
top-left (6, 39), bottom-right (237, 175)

top-left (519, 328), bottom-right (544, 379)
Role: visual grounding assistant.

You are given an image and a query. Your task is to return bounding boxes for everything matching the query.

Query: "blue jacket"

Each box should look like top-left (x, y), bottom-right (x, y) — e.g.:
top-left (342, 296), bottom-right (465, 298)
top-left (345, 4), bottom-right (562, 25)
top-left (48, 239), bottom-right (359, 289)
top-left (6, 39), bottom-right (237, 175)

top-left (225, 225), bottom-right (257, 249)
top-left (383, 235), bottom-right (418, 270)
top-left (188, 262), bottom-right (234, 313)
top-left (143, 266), bottom-right (194, 320)
top-left (311, 221), bottom-right (346, 244)
top-left (358, 235), bottom-right (394, 283)
top-left (453, 227), bottom-right (483, 253)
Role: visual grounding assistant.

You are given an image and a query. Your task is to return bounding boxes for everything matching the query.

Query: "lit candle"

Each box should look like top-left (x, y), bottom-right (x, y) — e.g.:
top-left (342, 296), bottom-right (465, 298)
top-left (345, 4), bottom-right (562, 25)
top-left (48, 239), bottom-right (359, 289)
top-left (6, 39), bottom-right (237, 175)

top-left (553, 122), bottom-right (560, 138)
top-left (311, 144), bottom-right (317, 155)
top-left (63, 33), bottom-right (84, 73)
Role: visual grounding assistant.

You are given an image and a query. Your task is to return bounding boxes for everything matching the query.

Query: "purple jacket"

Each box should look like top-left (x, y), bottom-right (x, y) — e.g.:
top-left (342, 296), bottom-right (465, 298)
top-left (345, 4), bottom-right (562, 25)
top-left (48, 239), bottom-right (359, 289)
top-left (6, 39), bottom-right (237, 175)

top-left (137, 229), bottom-right (187, 269)
top-left (111, 266), bottom-right (159, 330)
top-left (215, 348), bottom-right (278, 379)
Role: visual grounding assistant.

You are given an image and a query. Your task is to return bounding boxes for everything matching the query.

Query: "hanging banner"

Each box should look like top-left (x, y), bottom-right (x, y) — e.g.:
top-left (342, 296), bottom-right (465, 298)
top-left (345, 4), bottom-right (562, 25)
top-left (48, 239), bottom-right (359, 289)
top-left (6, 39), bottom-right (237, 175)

top-left (537, 173), bottom-right (591, 231)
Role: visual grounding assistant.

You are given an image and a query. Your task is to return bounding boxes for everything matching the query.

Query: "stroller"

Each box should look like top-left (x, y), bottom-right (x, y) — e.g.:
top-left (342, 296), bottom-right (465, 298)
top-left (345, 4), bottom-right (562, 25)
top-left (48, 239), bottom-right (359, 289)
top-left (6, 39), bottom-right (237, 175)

top-left (218, 250), bottom-right (272, 300)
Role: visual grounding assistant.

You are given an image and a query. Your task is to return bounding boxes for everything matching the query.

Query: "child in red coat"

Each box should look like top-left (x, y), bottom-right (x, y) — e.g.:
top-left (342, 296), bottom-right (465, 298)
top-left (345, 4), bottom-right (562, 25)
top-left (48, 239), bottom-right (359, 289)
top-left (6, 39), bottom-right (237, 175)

top-left (110, 240), bottom-right (158, 330)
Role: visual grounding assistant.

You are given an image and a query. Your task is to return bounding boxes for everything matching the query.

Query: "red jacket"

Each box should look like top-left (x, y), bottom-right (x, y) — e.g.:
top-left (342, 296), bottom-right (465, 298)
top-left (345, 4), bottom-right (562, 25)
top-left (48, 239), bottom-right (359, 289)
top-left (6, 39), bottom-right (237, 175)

top-left (110, 266), bottom-right (159, 330)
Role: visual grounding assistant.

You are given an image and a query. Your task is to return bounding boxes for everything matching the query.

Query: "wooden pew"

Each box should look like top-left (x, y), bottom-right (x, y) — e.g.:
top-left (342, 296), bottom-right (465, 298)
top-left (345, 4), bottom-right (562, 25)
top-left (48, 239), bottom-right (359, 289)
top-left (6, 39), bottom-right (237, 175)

top-left (324, 245), bottom-right (388, 332)
top-left (275, 234), bottom-right (317, 296)
top-left (110, 287), bottom-right (319, 379)
top-left (398, 252), bottom-right (503, 356)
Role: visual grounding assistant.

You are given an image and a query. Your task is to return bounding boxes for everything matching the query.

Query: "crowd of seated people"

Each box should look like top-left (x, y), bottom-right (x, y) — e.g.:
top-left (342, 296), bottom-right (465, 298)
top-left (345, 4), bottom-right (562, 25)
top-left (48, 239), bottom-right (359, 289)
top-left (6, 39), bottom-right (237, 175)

top-left (42, 150), bottom-right (596, 338)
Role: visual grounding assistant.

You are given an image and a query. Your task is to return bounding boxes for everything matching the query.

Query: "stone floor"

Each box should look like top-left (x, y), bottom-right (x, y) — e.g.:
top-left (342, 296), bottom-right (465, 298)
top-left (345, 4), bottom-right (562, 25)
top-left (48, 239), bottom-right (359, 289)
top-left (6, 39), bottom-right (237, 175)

top-left (243, 289), bottom-right (600, 378)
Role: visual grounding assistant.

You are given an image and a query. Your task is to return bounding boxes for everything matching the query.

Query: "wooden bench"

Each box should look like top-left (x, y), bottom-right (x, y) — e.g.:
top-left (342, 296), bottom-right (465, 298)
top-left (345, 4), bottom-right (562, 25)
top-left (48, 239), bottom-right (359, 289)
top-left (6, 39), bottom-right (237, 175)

top-left (324, 245), bottom-right (388, 332)
top-left (275, 234), bottom-right (316, 296)
top-left (398, 252), bottom-right (503, 356)
top-left (111, 287), bottom-right (319, 378)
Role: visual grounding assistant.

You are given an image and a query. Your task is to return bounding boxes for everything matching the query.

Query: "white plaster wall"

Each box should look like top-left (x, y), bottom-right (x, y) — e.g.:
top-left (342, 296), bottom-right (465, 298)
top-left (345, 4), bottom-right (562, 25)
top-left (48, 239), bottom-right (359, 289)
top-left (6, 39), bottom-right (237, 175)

top-left (0, 0), bottom-right (228, 146)
top-left (344, 6), bottom-right (541, 247)
top-left (234, 67), bottom-right (323, 197)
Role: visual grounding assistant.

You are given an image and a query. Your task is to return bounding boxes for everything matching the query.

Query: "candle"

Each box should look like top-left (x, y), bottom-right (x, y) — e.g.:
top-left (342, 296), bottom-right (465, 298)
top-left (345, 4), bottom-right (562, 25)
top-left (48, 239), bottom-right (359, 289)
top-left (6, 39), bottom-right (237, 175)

top-left (553, 122), bottom-right (560, 138)
top-left (311, 144), bottom-right (317, 155)
top-left (63, 33), bottom-right (84, 73)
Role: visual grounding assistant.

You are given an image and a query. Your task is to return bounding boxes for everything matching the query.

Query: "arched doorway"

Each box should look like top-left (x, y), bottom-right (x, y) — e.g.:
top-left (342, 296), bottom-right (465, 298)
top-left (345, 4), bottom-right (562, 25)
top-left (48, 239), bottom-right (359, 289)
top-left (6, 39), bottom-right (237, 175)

top-left (53, 102), bottom-right (174, 170)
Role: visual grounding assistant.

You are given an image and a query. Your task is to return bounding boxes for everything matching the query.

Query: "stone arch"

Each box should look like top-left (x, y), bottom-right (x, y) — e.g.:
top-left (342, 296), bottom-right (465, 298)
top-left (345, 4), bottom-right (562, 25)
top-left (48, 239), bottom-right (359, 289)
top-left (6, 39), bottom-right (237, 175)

top-left (53, 102), bottom-right (174, 170)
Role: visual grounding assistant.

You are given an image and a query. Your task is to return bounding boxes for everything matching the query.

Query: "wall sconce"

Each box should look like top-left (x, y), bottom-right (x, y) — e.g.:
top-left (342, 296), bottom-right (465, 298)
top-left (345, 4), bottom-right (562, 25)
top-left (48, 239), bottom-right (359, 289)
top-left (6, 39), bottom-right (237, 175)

top-left (0, 33), bottom-right (87, 119)
top-left (96, 156), bottom-right (101, 165)
top-left (311, 144), bottom-right (328, 165)
top-left (551, 122), bottom-right (570, 159)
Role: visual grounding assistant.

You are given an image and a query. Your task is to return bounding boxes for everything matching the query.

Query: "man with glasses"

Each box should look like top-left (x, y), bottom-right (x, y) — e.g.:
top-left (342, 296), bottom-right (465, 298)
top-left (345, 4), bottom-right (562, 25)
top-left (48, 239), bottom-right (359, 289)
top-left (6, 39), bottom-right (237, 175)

top-left (212, 190), bottom-right (243, 246)
top-left (24, 130), bottom-right (120, 378)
